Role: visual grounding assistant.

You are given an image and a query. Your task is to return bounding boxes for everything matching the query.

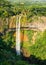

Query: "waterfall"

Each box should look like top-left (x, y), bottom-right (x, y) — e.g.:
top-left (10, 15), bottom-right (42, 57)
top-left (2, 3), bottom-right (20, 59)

top-left (16, 15), bottom-right (21, 55)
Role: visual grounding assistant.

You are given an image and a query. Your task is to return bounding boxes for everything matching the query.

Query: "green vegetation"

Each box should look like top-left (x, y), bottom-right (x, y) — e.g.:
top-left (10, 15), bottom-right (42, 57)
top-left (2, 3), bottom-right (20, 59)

top-left (0, 0), bottom-right (46, 65)
top-left (30, 31), bottom-right (46, 60)
top-left (0, 30), bottom-right (46, 65)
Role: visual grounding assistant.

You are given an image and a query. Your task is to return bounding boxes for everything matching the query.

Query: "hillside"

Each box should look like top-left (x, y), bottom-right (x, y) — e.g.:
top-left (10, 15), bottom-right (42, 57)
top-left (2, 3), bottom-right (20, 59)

top-left (0, 0), bottom-right (46, 65)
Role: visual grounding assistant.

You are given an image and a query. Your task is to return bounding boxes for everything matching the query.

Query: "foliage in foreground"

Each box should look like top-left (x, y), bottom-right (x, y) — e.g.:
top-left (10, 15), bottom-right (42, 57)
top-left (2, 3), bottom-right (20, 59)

top-left (0, 35), bottom-right (30, 65)
top-left (30, 31), bottom-right (46, 60)
top-left (0, 31), bottom-right (46, 65)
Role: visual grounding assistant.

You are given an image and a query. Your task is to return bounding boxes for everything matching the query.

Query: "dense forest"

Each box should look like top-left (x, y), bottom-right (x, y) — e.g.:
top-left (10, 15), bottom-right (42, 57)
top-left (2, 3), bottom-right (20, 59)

top-left (0, 0), bottom-right (46, 65)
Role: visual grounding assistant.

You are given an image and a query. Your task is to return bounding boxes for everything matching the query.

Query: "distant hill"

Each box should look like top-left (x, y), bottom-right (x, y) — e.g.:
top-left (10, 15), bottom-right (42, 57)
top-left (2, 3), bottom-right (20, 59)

top-left (8, 0), bottom-right (46, 5)
top-left (9, 0), bottom-right (46, 3)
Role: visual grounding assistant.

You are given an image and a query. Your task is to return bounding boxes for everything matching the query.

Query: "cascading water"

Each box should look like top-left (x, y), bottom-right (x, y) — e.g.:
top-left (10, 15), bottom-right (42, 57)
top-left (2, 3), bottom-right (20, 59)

top-left (16, 15), bottom-right (21, 55)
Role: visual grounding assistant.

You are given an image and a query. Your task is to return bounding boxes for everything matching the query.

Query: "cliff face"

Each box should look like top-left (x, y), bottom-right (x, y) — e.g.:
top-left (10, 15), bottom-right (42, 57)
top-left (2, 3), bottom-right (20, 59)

top-left (0, 18), bottom-right (3, 32)
top-left (0, 16), bottom-right (16, 33)
top-left (9, 16), bottom-right (16, 28)
top-left (0, 16), bottom-right (46, 33)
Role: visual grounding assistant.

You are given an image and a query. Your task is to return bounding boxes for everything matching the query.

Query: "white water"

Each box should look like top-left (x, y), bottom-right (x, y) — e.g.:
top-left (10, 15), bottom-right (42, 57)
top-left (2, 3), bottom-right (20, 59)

top-left (16, 15), bottom-right (21, 55)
